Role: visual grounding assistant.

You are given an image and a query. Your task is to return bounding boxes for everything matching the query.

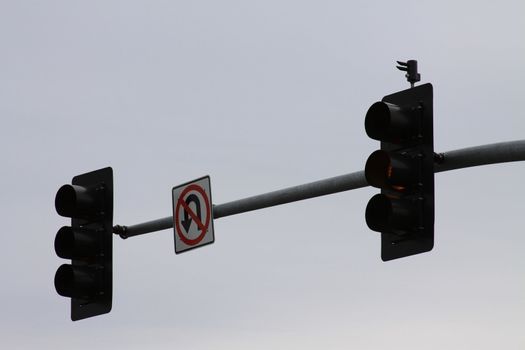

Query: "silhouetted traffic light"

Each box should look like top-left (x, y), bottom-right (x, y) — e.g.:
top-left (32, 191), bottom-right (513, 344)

top-left (54, 167), bottom-right (113, 320)
top-left (364, 83), bottom-right (434, 261)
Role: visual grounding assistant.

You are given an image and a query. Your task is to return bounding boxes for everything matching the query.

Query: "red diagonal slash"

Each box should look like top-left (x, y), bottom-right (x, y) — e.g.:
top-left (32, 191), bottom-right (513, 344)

top-left (174, 183), bottom-right (212, 248)
top-left (178, 197), bottom-right (206, 232)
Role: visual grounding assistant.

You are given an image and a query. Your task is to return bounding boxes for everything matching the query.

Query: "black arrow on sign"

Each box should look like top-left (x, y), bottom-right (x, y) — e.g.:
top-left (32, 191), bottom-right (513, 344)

top-left (181, 194), bottom-right (202, 232)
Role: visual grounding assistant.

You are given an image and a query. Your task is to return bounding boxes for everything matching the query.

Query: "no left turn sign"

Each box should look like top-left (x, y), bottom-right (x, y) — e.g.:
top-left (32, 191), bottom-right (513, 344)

top-left (172, 176), bottom-right (215, 254)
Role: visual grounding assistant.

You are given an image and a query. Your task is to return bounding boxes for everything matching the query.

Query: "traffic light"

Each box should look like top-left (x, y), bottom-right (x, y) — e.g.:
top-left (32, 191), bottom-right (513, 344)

top-left (54, 167), bottom-right (113, 321)
top-left (364, 83), bottom-right (434, 261)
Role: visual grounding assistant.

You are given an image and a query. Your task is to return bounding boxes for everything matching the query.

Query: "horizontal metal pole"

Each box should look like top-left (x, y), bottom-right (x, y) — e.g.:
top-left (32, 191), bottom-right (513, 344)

top-left (434, 140), bottom-right (525, 172)
top-left (114, 171), bottom-right (367, 238)
top-left (213, 171), bottom-right (367, 219)
top-left (115, 140), bottom-right (525, 238)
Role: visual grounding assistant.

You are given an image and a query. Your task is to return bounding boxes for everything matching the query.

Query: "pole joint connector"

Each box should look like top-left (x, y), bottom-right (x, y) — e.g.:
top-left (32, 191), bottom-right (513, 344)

top-left (113, 225), bottom-right (129, 239)
top-left (433, 152), bottom-right (445, 164)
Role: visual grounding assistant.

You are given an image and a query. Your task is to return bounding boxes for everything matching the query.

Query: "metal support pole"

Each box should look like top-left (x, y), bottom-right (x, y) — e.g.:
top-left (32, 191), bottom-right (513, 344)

top-left (114, 140), bottom-right (525, 239)
top-left (434, 140), bottom-right (525, 172)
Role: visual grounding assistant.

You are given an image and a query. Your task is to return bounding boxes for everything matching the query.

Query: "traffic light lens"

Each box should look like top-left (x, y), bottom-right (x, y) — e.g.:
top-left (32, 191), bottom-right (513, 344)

top-left (365, 150), bottom-right (417, 190)
top-left (365, 194), bottom-right (391, 232)
top-left (55, 184), bottom-right (97, 218)
top-left (365, 150), bottom-right (391, 188)
top-left (365, 150), bottom-right (418, 192)
top-left (55, 226), bottom-right (98, 259)
top-left (365, 101), bottom-right (417, 143)
top-left (365, 194), bottom-right (418, 233)
top-left (55, 227), bottom-right (74, 259)
top-left (54, 264), bottom-right (97, 298)
top-left (56, 185), bottom-right (79, 217)
top-left (365, 102), bottom-right (391, 141)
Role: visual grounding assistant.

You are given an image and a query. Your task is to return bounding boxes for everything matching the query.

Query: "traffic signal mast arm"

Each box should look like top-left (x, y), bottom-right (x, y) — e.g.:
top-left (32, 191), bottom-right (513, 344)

top-left (433, 141), bottom-right (525, 173)
top-left (114, 139), bottom-right (525, 239)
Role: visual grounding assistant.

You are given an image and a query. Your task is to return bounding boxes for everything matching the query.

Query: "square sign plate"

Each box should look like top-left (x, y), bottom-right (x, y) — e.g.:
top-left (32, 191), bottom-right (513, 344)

top-left (172, 176), bottom-right (215, 254)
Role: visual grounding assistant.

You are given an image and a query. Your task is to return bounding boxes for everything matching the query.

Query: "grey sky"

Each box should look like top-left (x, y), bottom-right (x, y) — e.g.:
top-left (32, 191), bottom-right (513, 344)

top-left (1, 1), bottom-right (524, 349)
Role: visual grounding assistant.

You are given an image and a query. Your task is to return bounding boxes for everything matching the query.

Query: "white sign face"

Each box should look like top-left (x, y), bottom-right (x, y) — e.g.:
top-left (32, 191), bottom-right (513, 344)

top-left (172, 176), bottom-right (215, 254)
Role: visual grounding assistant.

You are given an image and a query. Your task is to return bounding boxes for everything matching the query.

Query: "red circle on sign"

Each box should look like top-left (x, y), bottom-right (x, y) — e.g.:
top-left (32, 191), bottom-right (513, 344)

top-left (175, 184), bottom-right (211, 246)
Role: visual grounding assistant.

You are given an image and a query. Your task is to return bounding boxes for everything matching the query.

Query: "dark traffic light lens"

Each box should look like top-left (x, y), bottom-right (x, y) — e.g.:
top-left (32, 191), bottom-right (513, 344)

top-left (55, 185), bottom-right (78, 217)
top-left (54, 264), bottom-right (97, 298)
top-left (365, 194), bottom-right (391, 232)
top-left (55, 184), bottom-right (97, 218)
top-left (365, 102), bottom-right (392, 140)
top-left (365, 194), bottom-right (418, 233)
top-left (365, 101), bottom-right (417, 143)
top-left (365, 150), bottom-right (391, 188)
top-left (55, 226), bottom-right (98, 259)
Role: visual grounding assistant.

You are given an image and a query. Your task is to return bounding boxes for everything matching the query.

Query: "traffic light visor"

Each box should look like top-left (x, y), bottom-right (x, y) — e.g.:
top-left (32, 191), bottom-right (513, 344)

top-left (54, 264), bottom-right (97, 298)
top-left (365, 194), bottom-right (391, 232)
top-left (55, 184), bottom-right (96, 218)
top-left (55, 226), bottom-right (98, 259)
top-left (365, 150), bottom-right (416, 190)
top-left (365, 150), bottom-right (391, 188)
top-left (365, 194), bottom-right (418, 233)
top-left (365, 101), bottom-right (416, 142)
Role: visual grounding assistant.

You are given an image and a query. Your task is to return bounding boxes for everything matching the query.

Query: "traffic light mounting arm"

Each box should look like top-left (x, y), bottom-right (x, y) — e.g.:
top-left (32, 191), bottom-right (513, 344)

top-left (112, 140), bottom-right (525, 239)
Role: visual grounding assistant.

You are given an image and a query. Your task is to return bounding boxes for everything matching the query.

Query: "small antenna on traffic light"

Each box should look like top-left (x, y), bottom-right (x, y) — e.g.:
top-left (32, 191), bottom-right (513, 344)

top-left (396, 60), bottom-right (421, 88)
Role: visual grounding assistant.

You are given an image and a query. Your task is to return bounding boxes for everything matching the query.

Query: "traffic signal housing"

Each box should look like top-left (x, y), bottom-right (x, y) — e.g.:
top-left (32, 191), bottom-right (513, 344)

top-left (54, 167), bottom-right (113, 321)
top-left (364, 83), bottom-right (434, 261)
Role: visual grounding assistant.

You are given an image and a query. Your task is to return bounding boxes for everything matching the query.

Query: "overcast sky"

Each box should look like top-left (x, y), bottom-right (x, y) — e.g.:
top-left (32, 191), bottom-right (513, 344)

top-left (1, 1), bottom-right (524, 349)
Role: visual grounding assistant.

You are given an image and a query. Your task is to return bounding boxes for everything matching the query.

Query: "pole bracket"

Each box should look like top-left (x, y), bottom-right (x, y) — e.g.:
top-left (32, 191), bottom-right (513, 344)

top-left (113, 225), bottom-right (129, 239)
